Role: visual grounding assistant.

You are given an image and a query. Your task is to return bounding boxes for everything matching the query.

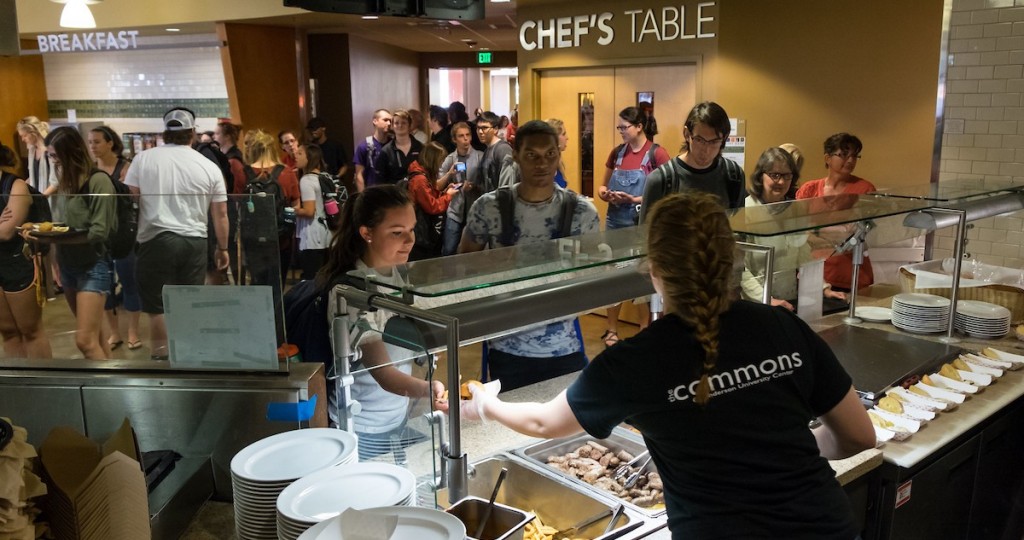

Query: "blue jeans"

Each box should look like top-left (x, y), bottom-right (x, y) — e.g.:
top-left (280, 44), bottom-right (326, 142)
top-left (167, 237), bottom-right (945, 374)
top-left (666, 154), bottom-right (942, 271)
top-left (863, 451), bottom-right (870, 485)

top-left (61, 257), bottom-right (113, 296)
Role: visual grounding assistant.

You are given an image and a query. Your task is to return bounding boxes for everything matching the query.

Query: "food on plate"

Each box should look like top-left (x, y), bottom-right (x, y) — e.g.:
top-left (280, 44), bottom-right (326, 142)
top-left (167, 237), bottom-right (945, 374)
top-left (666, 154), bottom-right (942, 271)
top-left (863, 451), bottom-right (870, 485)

top-left (545, 442), bottom-right (663, 507)
top-left (953, 357), bottom-right (971, 371)
top-left (524, 513), bottom-right (586, 540)
top-left (868, 411), bottom-right (908, 433)
top-left (36, 222), bottom-right (53, 232)
top-left (19, 222), bottom-right (34, 231)
top-left (939, 363), bottom-right (962, 382)
top-left (921, 374), bottom-right (935, 387)
top-left (459, 380), bottom-right (483, 400)
top-left (909, 385), bottom-right (930, 397)
top-left (877, 396), bottom-right (903, 414)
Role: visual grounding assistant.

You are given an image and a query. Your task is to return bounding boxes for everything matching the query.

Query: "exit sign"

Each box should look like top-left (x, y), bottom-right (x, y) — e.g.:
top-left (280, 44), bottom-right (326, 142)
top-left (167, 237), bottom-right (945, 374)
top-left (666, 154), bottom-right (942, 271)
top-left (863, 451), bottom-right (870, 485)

top-left (477, 51), bottom-right (492, 64)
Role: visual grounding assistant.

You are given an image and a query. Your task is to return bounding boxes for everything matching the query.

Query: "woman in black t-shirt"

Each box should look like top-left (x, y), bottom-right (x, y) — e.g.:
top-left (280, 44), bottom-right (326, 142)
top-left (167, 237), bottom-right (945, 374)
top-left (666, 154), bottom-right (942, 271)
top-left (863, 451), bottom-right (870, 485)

top-left (462, 192), bottom-right (875, 540)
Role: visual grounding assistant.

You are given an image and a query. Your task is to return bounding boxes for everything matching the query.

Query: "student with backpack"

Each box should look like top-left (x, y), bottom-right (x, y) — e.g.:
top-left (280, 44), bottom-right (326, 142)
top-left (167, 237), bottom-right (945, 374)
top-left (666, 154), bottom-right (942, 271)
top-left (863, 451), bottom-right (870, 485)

top-left (0, 140), bottom-right (52, 359)
top-left (241, 130), bottom-right (300, 342)
top-left (25, 127), bottom-right (117, 360)
top-left (639, 101), bottom-right (746, 223)
top-left (214, 121), bottom-right (246, 284)
top-left (89, 126), bottom-right (143, 352)
top-left (286, 185), bottom-right (448, 460)
top-left (597, 107), bottom-right (671, 348)
top-left (294, 143), bottom-right (332, 280)
top-left (353, 109), bottom-right (392, 192)
top-left (458, 121), bottom-right (600, 391)
top-left (406, 142), bottom-right (459, 261)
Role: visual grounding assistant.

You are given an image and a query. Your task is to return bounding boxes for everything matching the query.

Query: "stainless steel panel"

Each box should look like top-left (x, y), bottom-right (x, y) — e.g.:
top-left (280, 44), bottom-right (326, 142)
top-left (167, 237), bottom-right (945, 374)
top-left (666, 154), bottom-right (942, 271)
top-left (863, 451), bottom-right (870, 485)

top-left (437, 454), bottom-right (653, 540)
top-left (0, 385), bottom-right (84, 446)
top-left (82, 386), bottom-right (303, 498)
top-left (514, 428), bottom-right (666, 518)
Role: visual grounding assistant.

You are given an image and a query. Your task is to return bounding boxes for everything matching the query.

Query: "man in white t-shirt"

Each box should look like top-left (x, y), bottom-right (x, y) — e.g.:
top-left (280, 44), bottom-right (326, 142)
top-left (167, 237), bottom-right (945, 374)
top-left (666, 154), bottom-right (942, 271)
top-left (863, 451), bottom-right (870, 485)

top-left (459, 120), bottom-right (600, 391)
top-left (124, 107), bottom-right (229, 359)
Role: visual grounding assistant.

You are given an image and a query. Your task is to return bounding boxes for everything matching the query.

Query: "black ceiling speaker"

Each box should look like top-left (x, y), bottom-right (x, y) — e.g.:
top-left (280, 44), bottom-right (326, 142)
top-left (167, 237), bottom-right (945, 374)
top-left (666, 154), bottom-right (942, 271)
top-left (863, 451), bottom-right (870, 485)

top-left (0, 0), bottom-right (20, 57)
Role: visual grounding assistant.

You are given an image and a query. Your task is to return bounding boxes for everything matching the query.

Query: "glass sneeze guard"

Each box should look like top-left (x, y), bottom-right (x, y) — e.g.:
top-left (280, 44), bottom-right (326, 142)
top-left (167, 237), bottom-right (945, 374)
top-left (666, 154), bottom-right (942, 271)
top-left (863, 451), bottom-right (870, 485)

top-left (872, 178), bottom-right (1024, 201)
top-left (729, 194), bottom-right (935, 237)
top-left (347, 226), bottom-right (648, 299)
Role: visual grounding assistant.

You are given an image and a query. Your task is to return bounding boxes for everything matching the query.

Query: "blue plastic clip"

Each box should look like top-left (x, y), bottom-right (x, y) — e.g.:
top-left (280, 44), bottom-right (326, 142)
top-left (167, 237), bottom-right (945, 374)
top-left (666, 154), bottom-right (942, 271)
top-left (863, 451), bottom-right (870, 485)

top-left (266, 394), bottom-right (317, 422)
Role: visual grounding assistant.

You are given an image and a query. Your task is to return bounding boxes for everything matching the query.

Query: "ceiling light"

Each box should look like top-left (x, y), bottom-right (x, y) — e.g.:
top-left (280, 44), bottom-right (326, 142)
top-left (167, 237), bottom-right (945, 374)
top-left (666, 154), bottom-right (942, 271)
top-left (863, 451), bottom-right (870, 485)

top-left (52, 0), bottom-right (101, 29)
top-left (491, 0), bottom-right (511, 3)
top-left (362, 15), bottom-right (379, 20)
top-left (166, 28), bottom-right (180, 32)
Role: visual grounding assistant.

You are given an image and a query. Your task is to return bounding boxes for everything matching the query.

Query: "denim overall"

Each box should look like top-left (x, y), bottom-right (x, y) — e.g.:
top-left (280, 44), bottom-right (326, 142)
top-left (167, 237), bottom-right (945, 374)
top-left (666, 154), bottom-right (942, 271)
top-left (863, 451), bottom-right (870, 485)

top-left (606, 145), bottom-right (653, 229)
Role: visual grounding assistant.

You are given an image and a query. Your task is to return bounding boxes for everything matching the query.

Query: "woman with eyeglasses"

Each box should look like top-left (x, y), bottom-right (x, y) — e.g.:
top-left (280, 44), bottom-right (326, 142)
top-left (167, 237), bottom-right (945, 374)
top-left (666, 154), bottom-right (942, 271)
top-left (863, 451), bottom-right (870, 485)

top-left (639, 102), bottom-right (746, 224)
top-left (597, 107), bottom-right (670, 347)
top-left (740, 147), bottom-right (847, 310)
top-left (461, 191), bottom-right (874, 540)
top-left (795, 133), bottom-right (876, 291)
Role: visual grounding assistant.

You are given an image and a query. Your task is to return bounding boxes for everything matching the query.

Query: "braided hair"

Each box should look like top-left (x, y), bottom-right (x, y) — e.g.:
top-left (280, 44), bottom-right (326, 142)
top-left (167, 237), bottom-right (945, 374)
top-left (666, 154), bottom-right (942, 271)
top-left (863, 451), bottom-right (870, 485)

top-left (646, 192), bottom-right (736, 405)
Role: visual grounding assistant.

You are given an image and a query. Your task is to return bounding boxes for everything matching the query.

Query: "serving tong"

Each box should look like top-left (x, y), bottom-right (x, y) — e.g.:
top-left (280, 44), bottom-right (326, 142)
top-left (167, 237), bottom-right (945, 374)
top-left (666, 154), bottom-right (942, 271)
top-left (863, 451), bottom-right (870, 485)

top-left (623, 455), bottom-right (653, 489)
top-left (613, 449), bottom-right (650, 481)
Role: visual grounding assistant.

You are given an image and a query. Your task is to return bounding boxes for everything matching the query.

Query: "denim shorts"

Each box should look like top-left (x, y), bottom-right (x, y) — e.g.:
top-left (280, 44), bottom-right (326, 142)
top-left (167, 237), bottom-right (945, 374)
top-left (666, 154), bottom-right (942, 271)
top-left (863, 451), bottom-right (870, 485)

top-left (60, 257), bottom-right (113, 295)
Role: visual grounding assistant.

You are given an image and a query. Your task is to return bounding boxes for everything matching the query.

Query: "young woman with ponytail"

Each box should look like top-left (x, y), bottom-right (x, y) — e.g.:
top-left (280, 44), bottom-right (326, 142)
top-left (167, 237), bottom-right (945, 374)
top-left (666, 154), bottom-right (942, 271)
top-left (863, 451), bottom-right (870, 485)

top-left (462, 191), bottom-right (874, 539)
top-left (315, 185), bottom-right (448, 461)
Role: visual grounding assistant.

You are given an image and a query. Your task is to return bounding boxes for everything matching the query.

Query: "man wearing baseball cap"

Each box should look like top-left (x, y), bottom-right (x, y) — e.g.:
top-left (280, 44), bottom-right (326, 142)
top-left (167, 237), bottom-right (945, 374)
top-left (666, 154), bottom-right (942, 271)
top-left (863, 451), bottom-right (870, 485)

top-left (306, 117), bottom-right (348, 177)
top-left (125, 107), bottom-right (230, 359)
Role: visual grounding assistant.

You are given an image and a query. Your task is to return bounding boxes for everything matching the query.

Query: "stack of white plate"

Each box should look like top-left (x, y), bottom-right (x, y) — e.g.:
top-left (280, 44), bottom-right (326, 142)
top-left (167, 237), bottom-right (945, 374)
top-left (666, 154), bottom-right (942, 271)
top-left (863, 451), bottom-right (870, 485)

top-left (296, 507), bottom-right (466, 540)
top-left (276, 462), bottom-right (417, 540)
top-left (231, 429), bottom-right (359, 540)
top-left (892, 293), bottom-right (950, 334)
top-left (954, 300), bottom-right (1011, 338)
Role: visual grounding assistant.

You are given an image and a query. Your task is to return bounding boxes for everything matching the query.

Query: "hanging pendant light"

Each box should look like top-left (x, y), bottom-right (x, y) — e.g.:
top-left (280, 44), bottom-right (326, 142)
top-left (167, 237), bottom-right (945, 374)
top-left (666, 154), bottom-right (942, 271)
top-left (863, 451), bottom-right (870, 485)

top-left (52, 0), bottom-right (101, 29)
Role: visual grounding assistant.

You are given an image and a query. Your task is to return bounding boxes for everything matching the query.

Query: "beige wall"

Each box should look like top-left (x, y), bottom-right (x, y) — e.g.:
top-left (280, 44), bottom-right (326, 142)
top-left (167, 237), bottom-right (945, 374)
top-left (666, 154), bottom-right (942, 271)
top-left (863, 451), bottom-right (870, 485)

top-left (16, 0), bottom-right (302, 34)
top-left (718, 0), bottom-right (943, 188)
top-left (518, 0), bottom-right (945, 190)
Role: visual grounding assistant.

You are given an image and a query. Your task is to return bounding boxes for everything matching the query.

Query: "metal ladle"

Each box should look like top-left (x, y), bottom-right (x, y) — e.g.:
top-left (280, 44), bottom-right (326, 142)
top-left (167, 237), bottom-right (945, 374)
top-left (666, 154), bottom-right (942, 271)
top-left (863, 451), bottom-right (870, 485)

top-left (474, 467), bottom-right (507, 539)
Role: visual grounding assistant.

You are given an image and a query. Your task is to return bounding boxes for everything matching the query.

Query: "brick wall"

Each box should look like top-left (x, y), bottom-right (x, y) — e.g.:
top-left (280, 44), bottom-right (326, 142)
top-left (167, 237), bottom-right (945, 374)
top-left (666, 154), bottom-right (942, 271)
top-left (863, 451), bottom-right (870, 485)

top-left (936, 0), bottom-right (1024, 268)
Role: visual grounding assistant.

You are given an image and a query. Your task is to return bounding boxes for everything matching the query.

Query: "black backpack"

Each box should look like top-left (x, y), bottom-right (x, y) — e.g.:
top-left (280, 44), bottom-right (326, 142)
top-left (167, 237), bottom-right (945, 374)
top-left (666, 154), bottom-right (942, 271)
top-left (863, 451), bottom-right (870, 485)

top-left (656, 156), bottom-right (745, 207)
top-left (1, 172), bottom-right (54, 255)
top-left (283, 279), bottom-right (335, 365)
top-left (83, 170), bottom-right (138, 259)
top-left (241, 164), bottom-right (291, 242)
top-left (195, 142), bottom-right (235, 194)
top-left (494, 186), bottom-right (578, 247)
top-left (316, 172), bottom-right (347, 231)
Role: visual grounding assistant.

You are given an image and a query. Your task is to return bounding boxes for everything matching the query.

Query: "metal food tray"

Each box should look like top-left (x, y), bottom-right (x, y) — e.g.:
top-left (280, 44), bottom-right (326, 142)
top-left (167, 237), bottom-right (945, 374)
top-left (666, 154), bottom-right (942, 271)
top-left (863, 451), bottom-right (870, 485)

top-left (512, 426), bottom-right (666, 518)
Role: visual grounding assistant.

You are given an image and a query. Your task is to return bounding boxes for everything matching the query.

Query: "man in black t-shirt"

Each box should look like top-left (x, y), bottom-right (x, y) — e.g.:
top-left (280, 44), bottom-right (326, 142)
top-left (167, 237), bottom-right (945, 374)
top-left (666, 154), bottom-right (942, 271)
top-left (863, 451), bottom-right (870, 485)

top-left (307, 117), bottom-right (349, 178)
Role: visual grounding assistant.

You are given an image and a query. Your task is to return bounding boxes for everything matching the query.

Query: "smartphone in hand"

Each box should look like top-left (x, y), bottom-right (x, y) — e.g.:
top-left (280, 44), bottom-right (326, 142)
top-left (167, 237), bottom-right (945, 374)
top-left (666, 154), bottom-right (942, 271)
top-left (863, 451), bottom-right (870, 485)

top-left (455, 162), bottom-right (467, 172)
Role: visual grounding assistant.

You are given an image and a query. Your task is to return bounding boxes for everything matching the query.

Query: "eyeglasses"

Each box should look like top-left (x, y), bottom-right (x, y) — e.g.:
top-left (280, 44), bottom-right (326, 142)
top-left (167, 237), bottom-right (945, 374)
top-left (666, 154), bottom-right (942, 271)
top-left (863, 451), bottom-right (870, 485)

top-left (765, 172), bottom-right (793, 181)
top-left (690, 135), bottom-right (723, 147)
top-left (830, 152), bottom-right (861, 160)
top-left (476, 125), bottom-right (493, 131)
top-left (616, 124), bottom-right (636, 132)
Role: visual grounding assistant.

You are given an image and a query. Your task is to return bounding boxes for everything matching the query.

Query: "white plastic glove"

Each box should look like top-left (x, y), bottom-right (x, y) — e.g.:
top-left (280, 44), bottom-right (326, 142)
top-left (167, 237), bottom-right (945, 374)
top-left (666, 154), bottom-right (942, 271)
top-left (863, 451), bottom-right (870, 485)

top-left (459, 379), bottom-right (501, 422)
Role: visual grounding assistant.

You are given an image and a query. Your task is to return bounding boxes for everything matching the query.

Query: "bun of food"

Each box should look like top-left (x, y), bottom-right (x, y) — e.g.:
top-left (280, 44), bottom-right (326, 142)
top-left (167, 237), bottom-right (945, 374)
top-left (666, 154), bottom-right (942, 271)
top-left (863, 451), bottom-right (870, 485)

top-left (939, 363), bottom-right (962, 382)
top-left (878, 396), bottom-right (904, 414)
top-left (909, 385), bottom-right (930, 397)
top-left (37, 222), bottom-right (53, 232)
top-left (953, 357), bottom-right (971, 371)
top-left (20, 222), bottom-right (34, 231)
top-left (921, 374), bottom-right (935, 387)
top-left (460, 380), bottom-right (484, 400)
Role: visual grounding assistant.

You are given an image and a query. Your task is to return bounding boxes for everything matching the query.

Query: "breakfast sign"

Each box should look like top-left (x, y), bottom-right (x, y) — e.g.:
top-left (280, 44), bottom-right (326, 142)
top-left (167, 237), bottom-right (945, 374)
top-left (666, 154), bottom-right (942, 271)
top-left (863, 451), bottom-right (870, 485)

top-left (519, 1), bottom-right (717, 50)
top-left (36, 30), bottom-right (140, 53)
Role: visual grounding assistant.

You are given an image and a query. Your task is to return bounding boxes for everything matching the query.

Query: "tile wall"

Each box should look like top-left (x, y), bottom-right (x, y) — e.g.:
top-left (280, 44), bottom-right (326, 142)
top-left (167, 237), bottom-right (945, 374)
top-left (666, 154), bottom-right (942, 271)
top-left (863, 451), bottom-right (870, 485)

top-left (936, 0), bottom-right (1024, 269)
top-left (42, 33), bottom-right (229, 134)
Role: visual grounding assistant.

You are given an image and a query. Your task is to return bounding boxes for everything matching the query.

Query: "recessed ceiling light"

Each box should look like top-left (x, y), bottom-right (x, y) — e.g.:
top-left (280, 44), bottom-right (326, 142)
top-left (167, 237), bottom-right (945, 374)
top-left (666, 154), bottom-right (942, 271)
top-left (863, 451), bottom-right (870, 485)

top-left (491, 0), bottom-right (511, 3)
top-left (460, 38), bottom-right (473, 42)
top-left (165, 28), bottom-right (180, 32)
top-left (362, 15), bottom-right (379, 20)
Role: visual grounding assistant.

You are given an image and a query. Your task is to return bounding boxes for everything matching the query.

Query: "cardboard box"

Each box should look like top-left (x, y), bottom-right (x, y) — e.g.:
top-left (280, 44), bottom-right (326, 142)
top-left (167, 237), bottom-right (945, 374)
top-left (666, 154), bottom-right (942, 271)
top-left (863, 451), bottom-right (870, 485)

top-left (38, 419), bottom-right (150, 540)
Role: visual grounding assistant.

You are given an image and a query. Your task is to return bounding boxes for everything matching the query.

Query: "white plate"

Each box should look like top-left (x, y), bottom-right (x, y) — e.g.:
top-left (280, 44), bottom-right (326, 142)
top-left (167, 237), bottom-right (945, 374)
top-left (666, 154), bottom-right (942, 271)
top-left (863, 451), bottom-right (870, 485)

top-left (893, 293), bottom-right (951, 308)
top-left (295, 507), bottom-right (466, 540)
top-left (231, 429), bottom-right (358, 483)
top-left (277, 463), bottom-right (416, 523)
top-left (955, 300), bottom-right (1012, 319)
top-left (855, 306), bottom-right (893, 322)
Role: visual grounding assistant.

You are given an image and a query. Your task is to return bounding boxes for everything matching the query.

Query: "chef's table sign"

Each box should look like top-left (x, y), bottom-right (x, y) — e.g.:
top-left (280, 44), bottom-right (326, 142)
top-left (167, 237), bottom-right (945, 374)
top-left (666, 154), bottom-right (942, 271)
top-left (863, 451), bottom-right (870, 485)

top-left (164, 285), bottom-right (279, 370)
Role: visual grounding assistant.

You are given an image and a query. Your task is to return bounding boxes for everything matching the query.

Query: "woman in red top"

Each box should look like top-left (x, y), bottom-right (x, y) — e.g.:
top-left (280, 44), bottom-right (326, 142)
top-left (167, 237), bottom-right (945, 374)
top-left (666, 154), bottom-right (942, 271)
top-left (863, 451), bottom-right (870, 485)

top-left (407, 142), bottom-right (459, 261)
top-left (795, 133), bottom-right (876, 291)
